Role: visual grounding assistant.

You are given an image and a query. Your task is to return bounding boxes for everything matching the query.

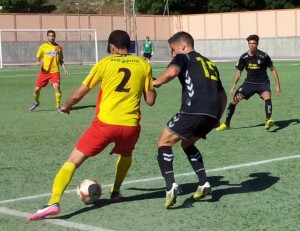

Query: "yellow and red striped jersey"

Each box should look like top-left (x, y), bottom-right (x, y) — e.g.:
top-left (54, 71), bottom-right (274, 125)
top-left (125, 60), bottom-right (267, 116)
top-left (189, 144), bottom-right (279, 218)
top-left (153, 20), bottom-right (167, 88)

top-left (36, 42), bottom-right (63, 73)
top-left (82, 54), bottom-right (154, 126)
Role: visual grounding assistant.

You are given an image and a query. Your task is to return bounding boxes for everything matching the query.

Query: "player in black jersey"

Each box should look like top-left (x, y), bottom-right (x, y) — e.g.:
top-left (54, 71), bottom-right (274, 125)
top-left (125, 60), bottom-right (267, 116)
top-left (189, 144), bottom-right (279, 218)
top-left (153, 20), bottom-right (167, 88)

top-left (216, 34), bottom-right (281, 131)
top-left (153, 31), bottom-right (227, 209)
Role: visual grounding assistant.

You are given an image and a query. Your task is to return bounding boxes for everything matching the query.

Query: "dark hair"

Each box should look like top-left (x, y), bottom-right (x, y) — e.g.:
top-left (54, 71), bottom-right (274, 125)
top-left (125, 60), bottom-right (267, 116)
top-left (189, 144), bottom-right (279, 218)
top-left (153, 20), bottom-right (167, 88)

top-left (247, 34), bottom-right (259, 44)
top-left (47, 30), bottom-right (56, 36)
top-left (107, 30), bottom-right (131, 53)
top-left (168, 31), bottom-right (194, 48)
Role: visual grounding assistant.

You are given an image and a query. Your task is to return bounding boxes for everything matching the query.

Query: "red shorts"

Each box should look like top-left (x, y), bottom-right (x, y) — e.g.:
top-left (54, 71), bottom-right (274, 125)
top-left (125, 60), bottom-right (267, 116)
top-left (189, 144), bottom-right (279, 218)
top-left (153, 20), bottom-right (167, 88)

top-left (35, 71), bottom-right (60, 88)
top-left (76, 118), bottom-right (141, 157)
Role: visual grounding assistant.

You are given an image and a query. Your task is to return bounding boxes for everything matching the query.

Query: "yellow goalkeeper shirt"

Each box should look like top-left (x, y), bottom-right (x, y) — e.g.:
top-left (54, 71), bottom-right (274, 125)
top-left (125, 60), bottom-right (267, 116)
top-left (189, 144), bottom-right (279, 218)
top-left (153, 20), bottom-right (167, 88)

top-left (82, 54), bottom-right (154, 126)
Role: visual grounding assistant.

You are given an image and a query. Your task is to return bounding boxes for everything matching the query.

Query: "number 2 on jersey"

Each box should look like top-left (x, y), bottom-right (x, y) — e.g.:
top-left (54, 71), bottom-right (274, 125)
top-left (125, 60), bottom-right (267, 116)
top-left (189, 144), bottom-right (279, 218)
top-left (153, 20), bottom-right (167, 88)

top-left (115, 68), bottom-right (131, 92)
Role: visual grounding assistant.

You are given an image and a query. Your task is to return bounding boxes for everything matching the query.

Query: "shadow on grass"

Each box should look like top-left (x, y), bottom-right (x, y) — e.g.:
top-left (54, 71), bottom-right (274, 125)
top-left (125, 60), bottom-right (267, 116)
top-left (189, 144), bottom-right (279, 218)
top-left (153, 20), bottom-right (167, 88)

top-left (29, 109), bottom-right (55, 112)
top-left (47, 172), bottom-right (279, 217)
top-left (176, 172), bottom-right (280, 209)
top-left (269, 119), bottom-right (300, 132)
top-left (232, 119), bottom-right (300, 132)
top-left (47, 188), bottom-right (165, 220)
top-left (70, 105), bottom-right (95, 111)
top-left (28, 105), bottom-right (95, 112)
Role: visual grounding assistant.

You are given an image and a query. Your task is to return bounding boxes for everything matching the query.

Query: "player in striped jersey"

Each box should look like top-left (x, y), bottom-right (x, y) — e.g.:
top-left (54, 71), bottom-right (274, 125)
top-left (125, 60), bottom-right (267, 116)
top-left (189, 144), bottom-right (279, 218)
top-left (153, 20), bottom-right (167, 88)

top-left (28, 30), bottom-right (156, 220)
top-left (29, 30), bottom-right (68, 112)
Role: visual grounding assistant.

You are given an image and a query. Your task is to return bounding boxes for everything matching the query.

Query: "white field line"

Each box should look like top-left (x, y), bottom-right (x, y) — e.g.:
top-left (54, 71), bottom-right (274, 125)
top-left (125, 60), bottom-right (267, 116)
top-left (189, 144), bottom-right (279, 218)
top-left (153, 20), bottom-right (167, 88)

top-left (0, 207), bottom-right (114, 231)
top-left (0, 72), bottom-right (89, 78)
top-left (0, 154), bottom-right (299, 231)
top-left (0, 62), bottom-right (298, 78)
top-left (1, 154), bottom-right (299, 205)
top-left (0, 65), bottom-right (92, 72)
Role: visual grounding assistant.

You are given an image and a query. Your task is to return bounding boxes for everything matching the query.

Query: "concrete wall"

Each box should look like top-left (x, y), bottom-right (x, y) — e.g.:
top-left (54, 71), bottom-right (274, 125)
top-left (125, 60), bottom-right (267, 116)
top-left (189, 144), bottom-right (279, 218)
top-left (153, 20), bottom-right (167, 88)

top-left (1, 9), bottom-right (300, 65)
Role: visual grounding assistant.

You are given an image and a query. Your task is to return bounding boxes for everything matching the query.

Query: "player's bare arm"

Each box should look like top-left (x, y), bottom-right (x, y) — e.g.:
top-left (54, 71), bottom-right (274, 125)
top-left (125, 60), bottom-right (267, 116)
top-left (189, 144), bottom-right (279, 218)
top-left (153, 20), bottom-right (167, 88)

top-left (230, 70), bottom-right (241, 95)
top-left (36, 57), bottom-right (41, 66)
top-left (270, 66), bottom-right (281, 96)
top-left (61, 85), bottom-right (90, 113)
top-left (61, 62), bottom-right (68, 75)
top-left (143, 90), bottom-right (156, 106)
top-left (153, 65), bottom-right (180, 87)
top-left (59, 56), bottom-right (68, 75)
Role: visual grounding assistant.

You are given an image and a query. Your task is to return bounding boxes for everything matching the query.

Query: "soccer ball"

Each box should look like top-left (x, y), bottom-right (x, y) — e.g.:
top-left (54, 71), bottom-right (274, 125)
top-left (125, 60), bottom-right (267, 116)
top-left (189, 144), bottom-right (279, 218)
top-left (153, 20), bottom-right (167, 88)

top-left (76, 179), bottom-right (102, 204)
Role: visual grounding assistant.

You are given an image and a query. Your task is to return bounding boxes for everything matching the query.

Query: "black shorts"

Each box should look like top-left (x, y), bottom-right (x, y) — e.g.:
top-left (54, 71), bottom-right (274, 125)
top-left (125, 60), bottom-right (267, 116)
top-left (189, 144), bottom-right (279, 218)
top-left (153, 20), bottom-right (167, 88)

top-left (143, 53), bottom-right (152, 59)
top-left (235, 82), bottom-right (271, 100)
top-left (166, 112), bottom-right (219, 140)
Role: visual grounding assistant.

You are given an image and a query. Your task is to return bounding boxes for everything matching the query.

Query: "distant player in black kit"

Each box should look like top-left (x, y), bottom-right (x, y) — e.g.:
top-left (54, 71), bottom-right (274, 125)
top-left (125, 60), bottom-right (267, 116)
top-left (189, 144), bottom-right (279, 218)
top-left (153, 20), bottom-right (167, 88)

top-left (153, 31), bottom-right (227, 209)
top-left (216, 34), bottom-right (281, 131)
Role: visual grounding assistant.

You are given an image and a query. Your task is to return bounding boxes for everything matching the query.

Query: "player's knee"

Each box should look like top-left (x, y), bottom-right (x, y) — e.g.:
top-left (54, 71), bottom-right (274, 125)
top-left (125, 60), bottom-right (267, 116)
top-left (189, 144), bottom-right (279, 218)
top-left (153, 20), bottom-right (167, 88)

top-left (262, 95), bottom-right (271, 101)
top-left (232, 95), bottom-right (242, 104)
top-left (264, 98), bottom-right (272, 103)
top-left (261, 91), bottom-right (271, 100)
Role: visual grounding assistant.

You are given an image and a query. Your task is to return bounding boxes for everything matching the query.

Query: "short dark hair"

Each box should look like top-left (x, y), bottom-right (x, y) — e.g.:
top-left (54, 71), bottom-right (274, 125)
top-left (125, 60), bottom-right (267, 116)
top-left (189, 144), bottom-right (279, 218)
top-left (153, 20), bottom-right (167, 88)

top-left (47, 30), bottom-right (56, 36)
top-left (168, 31), bottom-right (194, 48)
top-left (247, 34), bottom-right (259, 44)
top-left (107, 30), bottom-right (131, 53)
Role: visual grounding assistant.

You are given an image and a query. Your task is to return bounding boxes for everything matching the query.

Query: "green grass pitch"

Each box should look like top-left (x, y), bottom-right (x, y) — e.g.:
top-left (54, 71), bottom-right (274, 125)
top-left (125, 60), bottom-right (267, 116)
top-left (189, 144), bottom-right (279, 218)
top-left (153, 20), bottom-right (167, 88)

top-left (0, 61), bottom-right (299, 231)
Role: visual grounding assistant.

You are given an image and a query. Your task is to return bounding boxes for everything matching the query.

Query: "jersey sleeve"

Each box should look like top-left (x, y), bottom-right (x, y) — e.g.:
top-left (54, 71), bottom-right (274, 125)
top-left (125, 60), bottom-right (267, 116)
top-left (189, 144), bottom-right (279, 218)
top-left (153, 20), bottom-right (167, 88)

top-left (236, 56), bottom-right (245, 71)
top-left (82, 62), bottom-right (103, 89)
top-left (265, 54), bottom-right (273, 68)
top-left (56, 46), bottom-right (64, 64)
top-left (145, 75), bottom-right (154, 91)
top-left (36, 44), bottom-right (44, 58)
top-left (168, 54), bottom-right (187, 73)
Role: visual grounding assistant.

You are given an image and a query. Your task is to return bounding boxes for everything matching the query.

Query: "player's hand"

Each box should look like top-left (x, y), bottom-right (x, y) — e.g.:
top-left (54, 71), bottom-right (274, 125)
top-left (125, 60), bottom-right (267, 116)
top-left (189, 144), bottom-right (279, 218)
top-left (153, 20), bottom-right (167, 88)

top-left (152, 78), bottom-right (161, 88)
top-left (36, 62), bottom-right (41, 66)
top-left (151, 51), bottom-right (154, 56)
top-left (60, 106), bottom-right (70, 114)
top-left (141, 50), bottom-right (144, 55)
top-left (276, 86), bottom-right (281, 96)
top-left (64, 69), bottom-right (69, 75)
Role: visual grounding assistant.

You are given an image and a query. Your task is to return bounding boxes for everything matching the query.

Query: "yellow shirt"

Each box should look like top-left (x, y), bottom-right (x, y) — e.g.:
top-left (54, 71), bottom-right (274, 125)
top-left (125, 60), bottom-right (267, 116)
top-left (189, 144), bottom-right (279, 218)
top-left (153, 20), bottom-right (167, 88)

top-left (82, 54), bottom-right (154, 126)
top-left (36, 42), bottom-right (63, 73)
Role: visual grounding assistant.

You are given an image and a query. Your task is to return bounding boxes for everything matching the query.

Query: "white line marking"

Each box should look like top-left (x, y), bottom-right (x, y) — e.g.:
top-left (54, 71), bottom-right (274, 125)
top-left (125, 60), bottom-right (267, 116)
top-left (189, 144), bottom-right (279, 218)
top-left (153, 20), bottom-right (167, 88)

top-left (0, 72), bottom-right (89, 78)
top-left (0, 207), bottom-right (114, 231)
top-left (0, 65), bottom-right (92, 72)
top-left (0, 154), bottom-right (299, 231)
top-left (1, 154), bottom-right (299, 205)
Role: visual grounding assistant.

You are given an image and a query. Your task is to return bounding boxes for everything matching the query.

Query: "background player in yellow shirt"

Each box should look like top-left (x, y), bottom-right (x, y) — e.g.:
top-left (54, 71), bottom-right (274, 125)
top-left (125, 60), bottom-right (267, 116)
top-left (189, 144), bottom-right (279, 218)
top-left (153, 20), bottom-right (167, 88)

top-left (29, 30), bottom-right (68, 112)
top-left (28, 30), bottom-right (157, 221)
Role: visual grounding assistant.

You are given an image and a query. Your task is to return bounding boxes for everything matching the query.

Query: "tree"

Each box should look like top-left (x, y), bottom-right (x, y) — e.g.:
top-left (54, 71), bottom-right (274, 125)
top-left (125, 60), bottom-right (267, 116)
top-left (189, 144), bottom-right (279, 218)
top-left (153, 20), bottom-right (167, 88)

top-left (208, 0), bottom-right (245, 13)
top-left (265, 0), bottom-right (287, 9)
top-left (169, 0), bottom-right (208, 14)
top-left (0, 0), bottom-right (55, 13)
top-left (265, 0), bottom-right (300, 9)
top-left (135, 0), bottom-right (166, 15)
top-left (135, 0), bottom-right (208, 15)
top-left (243, 0), bottom-right (266, 10)
top-left (1, 0), bottom-right (299, 14)
top-left (208, 0), bottom-right (299, 12)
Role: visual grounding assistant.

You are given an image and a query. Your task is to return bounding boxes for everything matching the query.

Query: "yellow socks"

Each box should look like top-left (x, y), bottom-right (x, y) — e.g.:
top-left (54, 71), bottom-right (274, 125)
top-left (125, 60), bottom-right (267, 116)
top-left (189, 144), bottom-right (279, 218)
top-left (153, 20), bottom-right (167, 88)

top-left (33, 92), bottom-right (40, 105)
top-left (55, 92), bottom-right (61, 108)
top-left (48, 162), bottom-right (76, 205)
top-left (111, 155), bottom-right (132, 193)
